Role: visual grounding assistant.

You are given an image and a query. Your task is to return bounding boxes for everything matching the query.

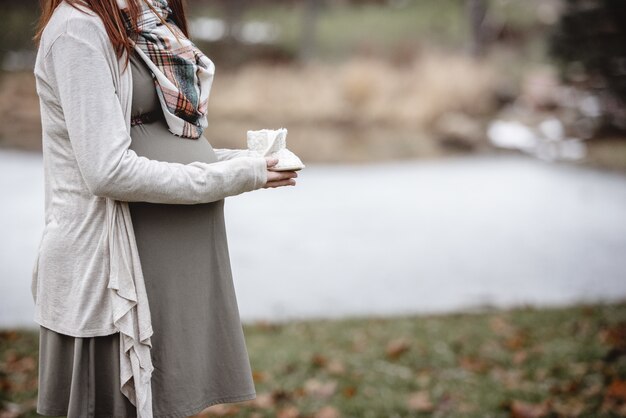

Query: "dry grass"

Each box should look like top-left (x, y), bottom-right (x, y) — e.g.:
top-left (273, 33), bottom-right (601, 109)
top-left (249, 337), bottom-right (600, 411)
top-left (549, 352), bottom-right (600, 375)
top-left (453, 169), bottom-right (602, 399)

top-left (208, 50), bottom-right (498, 129)
top-left (0, 51), bottom-right (500, 162)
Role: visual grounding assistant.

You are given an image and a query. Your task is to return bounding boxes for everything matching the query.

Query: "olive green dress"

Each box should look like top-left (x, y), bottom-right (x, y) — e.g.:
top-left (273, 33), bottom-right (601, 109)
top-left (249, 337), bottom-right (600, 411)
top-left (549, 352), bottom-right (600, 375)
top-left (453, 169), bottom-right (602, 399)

top-left (36, 49), bottom-right (257, 418)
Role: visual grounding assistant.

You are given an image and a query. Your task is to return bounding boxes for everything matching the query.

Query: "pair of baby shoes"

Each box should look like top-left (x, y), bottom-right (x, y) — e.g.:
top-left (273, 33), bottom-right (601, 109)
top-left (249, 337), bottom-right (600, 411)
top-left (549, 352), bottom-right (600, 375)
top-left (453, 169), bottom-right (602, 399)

top-left (247, 128), bottom-right (305, 171)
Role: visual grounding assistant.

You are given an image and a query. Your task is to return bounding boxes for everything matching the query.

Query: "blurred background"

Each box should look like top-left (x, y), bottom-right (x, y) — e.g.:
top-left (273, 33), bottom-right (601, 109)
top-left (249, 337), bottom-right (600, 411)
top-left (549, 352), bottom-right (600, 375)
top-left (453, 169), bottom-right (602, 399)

top-left (1, 0), bottom-right (626, 416)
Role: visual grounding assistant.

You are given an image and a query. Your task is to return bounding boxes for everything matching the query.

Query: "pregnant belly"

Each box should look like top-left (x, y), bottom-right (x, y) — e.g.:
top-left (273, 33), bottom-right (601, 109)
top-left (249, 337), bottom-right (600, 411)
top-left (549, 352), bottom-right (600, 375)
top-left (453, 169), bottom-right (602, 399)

top-left (127, 114), bottom-right (225, 256)
top-left (129, 118), bottom-right (218, 165)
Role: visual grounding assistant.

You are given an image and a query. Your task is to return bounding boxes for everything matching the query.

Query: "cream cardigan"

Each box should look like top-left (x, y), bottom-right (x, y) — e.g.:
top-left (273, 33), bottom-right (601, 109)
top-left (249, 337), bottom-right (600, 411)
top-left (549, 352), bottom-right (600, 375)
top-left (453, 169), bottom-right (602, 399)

top-left (31, 2), bottom-right (267, 416)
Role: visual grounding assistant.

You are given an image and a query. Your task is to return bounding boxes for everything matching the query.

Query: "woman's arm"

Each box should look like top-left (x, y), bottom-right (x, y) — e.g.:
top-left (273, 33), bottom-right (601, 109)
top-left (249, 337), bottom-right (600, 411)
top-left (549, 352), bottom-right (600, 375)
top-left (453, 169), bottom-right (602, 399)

top-left (47, 32), bottom-right (267, 204)
top-left (213, 148), bottom-right (254, 161)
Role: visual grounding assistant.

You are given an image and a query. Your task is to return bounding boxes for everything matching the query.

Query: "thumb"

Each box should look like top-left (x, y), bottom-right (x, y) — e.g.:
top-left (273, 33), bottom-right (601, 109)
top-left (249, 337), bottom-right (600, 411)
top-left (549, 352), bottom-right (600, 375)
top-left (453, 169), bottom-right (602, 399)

top-left (266, 157), bottom-right (279, 167)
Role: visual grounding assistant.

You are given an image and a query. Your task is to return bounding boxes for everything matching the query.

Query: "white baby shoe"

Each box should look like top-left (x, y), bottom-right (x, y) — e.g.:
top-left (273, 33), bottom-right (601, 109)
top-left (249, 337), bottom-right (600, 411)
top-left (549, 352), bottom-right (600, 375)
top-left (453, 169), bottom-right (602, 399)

top-left (247, 128), bottom-right (305, 171)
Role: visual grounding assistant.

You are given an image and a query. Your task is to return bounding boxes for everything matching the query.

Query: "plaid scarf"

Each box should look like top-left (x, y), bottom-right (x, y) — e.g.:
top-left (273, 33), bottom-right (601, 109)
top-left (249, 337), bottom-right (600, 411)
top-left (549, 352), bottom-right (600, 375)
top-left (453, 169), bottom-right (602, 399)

top-left (118, 0), bottom-right (215, 139)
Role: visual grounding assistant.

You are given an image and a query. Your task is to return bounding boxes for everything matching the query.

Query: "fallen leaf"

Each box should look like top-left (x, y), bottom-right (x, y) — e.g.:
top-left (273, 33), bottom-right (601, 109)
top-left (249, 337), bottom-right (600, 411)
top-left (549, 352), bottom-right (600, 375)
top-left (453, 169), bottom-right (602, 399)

top-left (386, 337), bottom-right (411, 359)
top-left (342, 386), bottom-right (357, 398)
top-left (0, 331), bottom-right (19, 341)
top-left (304, 378), bottom-right (338, 400)
top-left (326, 359), bottom-right (346, 375)
top-left (558, 379), bottom-right (582, 395)
top-left (513, 350), bottom-right (528, 365)
top-left (248, 392), bottom-right (274, 409)
top-left (253, 320), bottom-right (283, 332)
top-left (508, 399), bottom-right (550, 418)
top-left (504, 329), bottom-right (529, 350)
top-left (606, 379), bottom-right (626, 401)
top-left (0, 378), bottom-right (12, 392)
top-left (406, 390), bottom-right (434, 412)
top-left (311, 353), bottom-right (328, 368)
top-left (314, 405), bottom-right (340, 418)
top-left (601, 322), bottom-right (626, 350)
top-left (252, 370), bottom-right (269, 383)
top-left (459, 356), bottom-right (489, 373)
top-left (4, 354), bottom-right (36, 374)
top-left (282, 361), bottom-right (298, 374)
top-left (272, 388), bottom-right (293, 403)
top-left (277, 405), bottom-right (300, 418)
top-left (203, 403), bottom-right (240, 417)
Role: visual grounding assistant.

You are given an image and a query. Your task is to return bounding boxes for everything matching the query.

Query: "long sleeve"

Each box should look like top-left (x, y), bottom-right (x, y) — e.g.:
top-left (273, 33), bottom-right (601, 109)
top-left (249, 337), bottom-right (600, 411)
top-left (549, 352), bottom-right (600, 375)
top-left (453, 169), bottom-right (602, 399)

top-left (213, 148), bottom-right (255, 161)
top-left (47, 32), bottom-right (267, 204)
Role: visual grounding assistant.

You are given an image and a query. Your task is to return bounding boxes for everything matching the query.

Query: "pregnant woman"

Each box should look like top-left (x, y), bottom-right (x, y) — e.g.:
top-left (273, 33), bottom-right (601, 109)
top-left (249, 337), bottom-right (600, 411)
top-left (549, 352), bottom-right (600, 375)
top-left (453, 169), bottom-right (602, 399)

top-left (31, 0), bottom-right (299, 417)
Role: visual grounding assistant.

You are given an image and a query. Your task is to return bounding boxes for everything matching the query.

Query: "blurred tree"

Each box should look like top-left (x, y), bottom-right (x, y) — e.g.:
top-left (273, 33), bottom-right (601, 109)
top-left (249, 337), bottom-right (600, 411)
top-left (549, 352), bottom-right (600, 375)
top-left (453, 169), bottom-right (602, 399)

top-left (222, 0), bottom-right (245, 40)
top-left (466, 0), bottom-right (488, 57)
top-left (299, 0), bottom-right (321, 62)
top-left (0, 2), bottom-right (39, 71)
top-left (549, 0), bottom-right (626, 129)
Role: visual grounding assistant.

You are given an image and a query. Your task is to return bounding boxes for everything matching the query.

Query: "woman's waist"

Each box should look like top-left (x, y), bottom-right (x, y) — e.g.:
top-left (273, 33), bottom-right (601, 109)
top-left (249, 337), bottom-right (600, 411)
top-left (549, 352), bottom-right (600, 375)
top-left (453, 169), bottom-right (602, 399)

top-left (130, 108), bottom-right (164, 127)
top-left (129, 120), bottom-right (218, 165)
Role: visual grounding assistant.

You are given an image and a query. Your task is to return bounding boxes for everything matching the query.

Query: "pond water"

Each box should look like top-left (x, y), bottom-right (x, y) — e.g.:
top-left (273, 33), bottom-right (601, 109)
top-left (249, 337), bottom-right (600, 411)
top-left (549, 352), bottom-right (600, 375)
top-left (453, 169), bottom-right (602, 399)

top-left (1, 149), bottom-right (625, 328)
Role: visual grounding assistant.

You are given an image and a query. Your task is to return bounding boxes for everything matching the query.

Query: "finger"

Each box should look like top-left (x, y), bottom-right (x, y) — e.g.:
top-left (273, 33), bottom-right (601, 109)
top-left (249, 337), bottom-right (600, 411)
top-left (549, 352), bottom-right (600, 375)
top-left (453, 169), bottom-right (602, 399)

top-left (264, 178), bottom-right (296, 188)
top-left (267, 171), bottom-right (298, 182)
top-left (265, 157), bottom-right (279, 167)
top-left (266, 179), bottom-right (295, 187)
top-left (271, 179), bottom-right (296, 187)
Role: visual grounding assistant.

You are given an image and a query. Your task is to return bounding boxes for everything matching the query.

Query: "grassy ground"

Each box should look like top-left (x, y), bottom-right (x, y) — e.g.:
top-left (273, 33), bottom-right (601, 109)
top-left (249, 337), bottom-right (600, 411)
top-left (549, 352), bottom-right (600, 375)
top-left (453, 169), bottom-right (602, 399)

top-left (1, 302), bottom-right (626, 417)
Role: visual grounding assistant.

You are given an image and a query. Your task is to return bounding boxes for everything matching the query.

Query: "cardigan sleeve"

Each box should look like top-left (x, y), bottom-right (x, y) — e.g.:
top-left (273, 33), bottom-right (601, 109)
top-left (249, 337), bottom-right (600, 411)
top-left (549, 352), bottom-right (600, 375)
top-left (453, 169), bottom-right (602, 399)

top-left (47, 32), bottom-right (267, 204)
top-left (213, 148), bottom-right (256, 161)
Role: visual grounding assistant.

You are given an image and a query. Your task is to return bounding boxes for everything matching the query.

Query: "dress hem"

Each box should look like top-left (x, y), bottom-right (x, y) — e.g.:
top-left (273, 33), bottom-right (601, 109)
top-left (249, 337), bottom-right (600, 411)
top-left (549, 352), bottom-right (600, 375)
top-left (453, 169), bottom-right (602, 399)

top-left (36, 391), bottom-right (257, 418)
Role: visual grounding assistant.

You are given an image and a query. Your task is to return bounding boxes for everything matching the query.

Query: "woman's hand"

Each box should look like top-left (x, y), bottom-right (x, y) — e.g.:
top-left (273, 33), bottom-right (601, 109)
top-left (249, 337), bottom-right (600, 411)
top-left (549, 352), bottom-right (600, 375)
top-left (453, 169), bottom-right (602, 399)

top-left (263, 157), bottom-right (298, 188)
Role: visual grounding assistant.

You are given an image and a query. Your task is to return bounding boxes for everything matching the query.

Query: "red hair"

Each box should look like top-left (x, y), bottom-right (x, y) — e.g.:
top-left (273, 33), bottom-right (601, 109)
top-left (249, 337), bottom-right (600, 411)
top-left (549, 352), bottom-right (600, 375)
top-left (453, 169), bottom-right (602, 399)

top-left (32, 0), bottom-right (190, 71)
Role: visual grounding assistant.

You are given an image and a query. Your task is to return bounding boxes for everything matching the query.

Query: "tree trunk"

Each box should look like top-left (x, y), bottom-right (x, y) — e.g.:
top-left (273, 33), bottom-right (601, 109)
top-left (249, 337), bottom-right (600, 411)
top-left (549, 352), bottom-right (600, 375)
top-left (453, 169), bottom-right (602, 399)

top-left (300, 0), bottom-right (320, 62)
top-left (466, 0), bottom-right (488, 57)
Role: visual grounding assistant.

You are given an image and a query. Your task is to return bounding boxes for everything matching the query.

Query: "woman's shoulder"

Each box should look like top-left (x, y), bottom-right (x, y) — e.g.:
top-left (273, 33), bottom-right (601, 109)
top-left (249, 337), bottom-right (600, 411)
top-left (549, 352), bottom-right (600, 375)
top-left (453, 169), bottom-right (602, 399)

top-left (39, 1), bottom-right (112, 57)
